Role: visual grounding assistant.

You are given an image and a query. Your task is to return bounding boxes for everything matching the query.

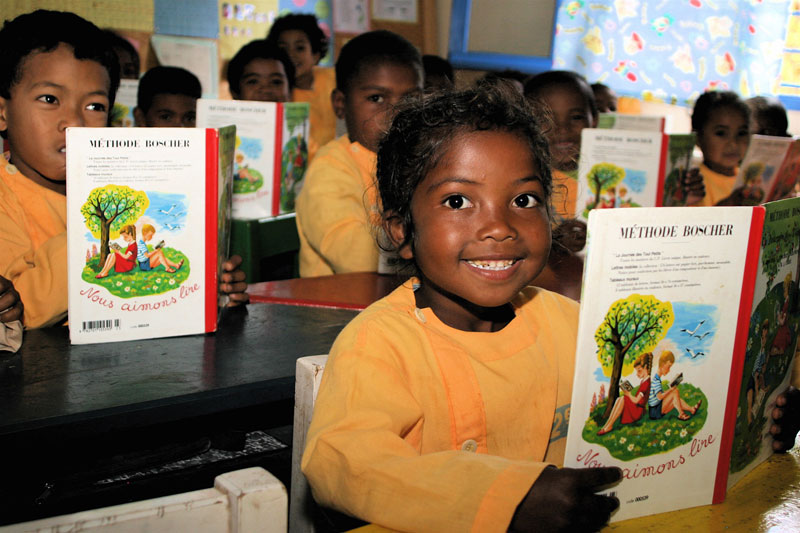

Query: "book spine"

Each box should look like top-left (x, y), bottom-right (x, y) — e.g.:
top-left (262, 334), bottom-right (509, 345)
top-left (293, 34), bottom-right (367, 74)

top-left (712, 206), bottom-right (766, 503)
top-left (272, 103), bottom-right (285, 216)
top-left (655, 133), bottom-right (669, 206)
top-left (205, 128), bottom-right (220, 333)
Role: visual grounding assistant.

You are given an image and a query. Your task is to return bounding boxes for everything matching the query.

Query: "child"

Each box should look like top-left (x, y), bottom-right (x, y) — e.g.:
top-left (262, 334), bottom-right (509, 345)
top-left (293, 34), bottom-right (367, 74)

top-left (134, 66), bottom-right (201, 128)
top-left (648, 350), bottom-right (700, 421)
top-left (0, 10), bottom-right (248, 329)
top-left (267, 14), bottom-right (337, 154)
top-left (302, 85), bottom-right (800, 532)
top-left (104, 29), bottom-right (140, 80)
top-left (479, 69), bottom-right (529, 94)
top-left (591, 82), bottom-right (618, 113)
top-left (137, 223), bottom-right (184, 272)
top-left (691, 90), bottom-right (751, 206)
top-left (747, 96), bottom-right (791, 138)
top-left (524, 70), bottom-right (597, 219)
top-left (94, 224), bottom-right (137, 278)
top-left (422, 54), bottom-right (454, 91)
top-left (227, 39), bottom-right (293, 103)
top-left (294, 30), bottom-right (423, 277)
top-left (597, 352), bottom-right (652, 435)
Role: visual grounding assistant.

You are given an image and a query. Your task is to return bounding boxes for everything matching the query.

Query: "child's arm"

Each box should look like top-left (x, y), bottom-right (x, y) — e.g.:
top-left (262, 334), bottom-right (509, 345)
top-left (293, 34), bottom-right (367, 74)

top-left (770, 387), bottom-right (800, 452)
top-left (509, 466), bottom-right (621, 532)
top-left (683, 168), bottom-right (706, 207)
top-left (220, 255), bottom-right (249, 306)
top-left (0, 275), bottom-right (23, 324)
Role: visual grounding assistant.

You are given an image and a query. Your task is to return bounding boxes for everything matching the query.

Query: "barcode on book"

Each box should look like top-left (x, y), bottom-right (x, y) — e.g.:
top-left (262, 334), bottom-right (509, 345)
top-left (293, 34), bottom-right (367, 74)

top-left (82, 319), bottom-right (120, 332)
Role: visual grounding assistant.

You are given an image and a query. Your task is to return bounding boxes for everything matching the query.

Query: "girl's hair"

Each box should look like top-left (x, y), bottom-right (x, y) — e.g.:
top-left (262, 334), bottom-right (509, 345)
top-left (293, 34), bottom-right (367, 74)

top-left (266, 13), bottom-right (329, 58)
top-left (634, 352), bottom-right (653, 373)
top-left (120, 224), bottom-right (136, 239)
top-left (376, 84), bottom-right (553, 270)
top-left (227, 39), bottom-right (295, 95)
top-left (691, 91), bottom-right (750, 134)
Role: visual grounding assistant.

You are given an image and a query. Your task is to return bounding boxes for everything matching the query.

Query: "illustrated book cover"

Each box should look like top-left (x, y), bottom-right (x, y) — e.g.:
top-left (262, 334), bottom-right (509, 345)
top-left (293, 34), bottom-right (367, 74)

top-left (196, 99), bottom-right (310, 219)
top-left (596, 113), bottom-right (667, 132)
top-left (110, 79), bottom-right (138, 128)
top-left (66, 126), bottom-right (236, 344)
top-left (732, 135), bottom-right (795, 204)
top-left (564, 200), bottom-right (800, 521)
top-left (575, 129), bottom-right (696, 220)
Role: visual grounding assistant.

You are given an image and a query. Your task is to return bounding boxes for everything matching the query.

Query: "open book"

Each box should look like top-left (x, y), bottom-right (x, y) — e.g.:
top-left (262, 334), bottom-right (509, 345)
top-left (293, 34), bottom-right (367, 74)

top-left (597, 113), bottom-right (667, 132)
top-left (66, 126), bottom-right (235, 344)
top-left (564, 198), bottom-right (800, 521)
top-left (734, 135), bottom-right (800, 203)
top-left (575, 129), bottom-right (697, 220)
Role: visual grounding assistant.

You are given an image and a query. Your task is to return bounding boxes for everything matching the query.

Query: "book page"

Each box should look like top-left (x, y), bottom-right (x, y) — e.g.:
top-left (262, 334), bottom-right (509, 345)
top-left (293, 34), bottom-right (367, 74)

top-left (733, 135), bottom-right (793, 203)
top-left (66, 128), bottom-right (211, 343)
top-left (565, 206), bottom-right (761, 521)
top-left (597, 113), bottom-right (666, 132)
top-left (766, 140), bottom-right (800, 202)
top-left (728, 197), bottom-right (800, 487)
top-left (111, 79), bottom-right (138, 128)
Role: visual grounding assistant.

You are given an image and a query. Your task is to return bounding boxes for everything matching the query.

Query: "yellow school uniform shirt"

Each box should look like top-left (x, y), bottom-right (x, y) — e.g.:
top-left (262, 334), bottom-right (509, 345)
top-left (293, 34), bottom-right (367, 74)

top-left (295, 135), bottom-right (380, 277)
top-left (551, 168), bottom-right (578, 219)
top-left (292, 66), bottom-right (337, 162)
top-left (0, 158), bottom-right (67, 328)
top-left (302, 281), bottom-right (579, 533)
top-left (697, 163), bottom-right (737, 206)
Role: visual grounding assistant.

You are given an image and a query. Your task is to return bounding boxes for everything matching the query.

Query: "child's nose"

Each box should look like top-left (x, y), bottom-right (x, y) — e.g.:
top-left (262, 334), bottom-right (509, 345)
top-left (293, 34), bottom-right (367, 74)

top-left (58, 105), bottom-right (85, 130)
top-left (479, 207), bottom-right (517, 241)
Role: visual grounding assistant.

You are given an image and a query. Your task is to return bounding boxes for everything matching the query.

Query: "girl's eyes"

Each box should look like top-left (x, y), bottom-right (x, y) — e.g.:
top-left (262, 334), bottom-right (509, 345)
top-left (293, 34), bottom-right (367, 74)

top-left (443, 194), bottom-right (472, 209)
top-left (513, 193), bottom-right (541, 208)
top-left (87, 102), bottom-right (107, 112)
top-left (367, 94), bottom-right (385, 103)
top-left (37, 94), bottom-right (58, 104)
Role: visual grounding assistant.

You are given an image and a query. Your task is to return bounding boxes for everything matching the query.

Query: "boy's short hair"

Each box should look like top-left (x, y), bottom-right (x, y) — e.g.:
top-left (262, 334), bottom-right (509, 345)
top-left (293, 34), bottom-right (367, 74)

top-left (691, 91), bottom-right (750, 134)
top-left (227, 39), bottom-right (295, 95)
top-left (422, 54), bottom-right (454, 84)
top-left (137, 66), bottom-right (202, 112)
top-left (141, 223), bottom-right (155, 235)
top-left (747, 96), bottom-right (789, 137)
top-left (335, 30), bottom-right (422, 94)
top-left (658, 350), bottom-right (675, 366)
top-left (523, 70), bottom-right (598, 119)
top-left (104, 29), bottom-right (140, 78)
top-left (266, 13), bottom-right (329, 58)
top-left (0, 10), bottom-right (120, 105)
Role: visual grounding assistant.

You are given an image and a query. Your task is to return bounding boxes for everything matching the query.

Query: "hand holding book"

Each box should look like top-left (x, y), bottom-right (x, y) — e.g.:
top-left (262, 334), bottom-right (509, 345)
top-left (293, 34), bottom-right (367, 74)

top-left (220, 254), bottom-right (249, 306)
top-left (770, 387), bottom-right (800, 452)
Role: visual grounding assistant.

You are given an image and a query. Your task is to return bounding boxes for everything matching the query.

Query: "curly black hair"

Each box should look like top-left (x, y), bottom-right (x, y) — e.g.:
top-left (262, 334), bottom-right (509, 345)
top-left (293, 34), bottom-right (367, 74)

top-left (266, 13), bottom-right (329, 58)
top-left (691, 91), bottom-right (750, 134)
top-left (524, 70), bottom-right (598, 120)
top-left (137, 66), bottom-right (201, 112)
top-left (335, 30), bottom-right (422, 94)
top-left (227, 39), bottom-right (296, 95)
top-left (376, 84), bottom-right (553, 271)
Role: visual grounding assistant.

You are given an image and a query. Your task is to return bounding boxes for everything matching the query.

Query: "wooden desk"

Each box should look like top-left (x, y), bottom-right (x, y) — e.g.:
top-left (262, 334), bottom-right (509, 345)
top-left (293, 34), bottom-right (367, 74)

top-left (247, 252), bottom-right (586, 310)
top-left (0, 303), bottom-right (356, 524)
top-left (351, 442), bottom-right (800, 532)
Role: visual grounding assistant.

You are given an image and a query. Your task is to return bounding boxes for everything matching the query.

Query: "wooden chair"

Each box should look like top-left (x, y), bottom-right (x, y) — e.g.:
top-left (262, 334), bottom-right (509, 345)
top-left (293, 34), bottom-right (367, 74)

top-left (231, 215), bottom-right (300, 283)
top-left (3, 467), bottom-right (287, 533)
top-left (290, 355), bottom-right (328, 533)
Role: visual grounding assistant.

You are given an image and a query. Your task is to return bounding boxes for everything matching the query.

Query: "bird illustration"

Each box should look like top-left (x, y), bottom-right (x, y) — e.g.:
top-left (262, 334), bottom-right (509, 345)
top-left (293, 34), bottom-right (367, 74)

top-left (171, 211), bottom-right (184, 218)
top-left (694, 331), bottom-right (711, 340)
top-left (685, 347), bottom-right (705, 359)
top-left (164, 223), bottom-right (182, 231)
top-left (158, 204), bottom-right (177, 215)
top-left (680, 319), bottom-right (706, 336)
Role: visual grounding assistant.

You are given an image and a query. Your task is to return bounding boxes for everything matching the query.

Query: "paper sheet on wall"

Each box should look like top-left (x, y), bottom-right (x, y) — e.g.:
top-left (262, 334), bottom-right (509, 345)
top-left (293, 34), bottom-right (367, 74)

top-left (154, 0), bottom-right (219, 38)
top-left (0, 0), bottom-right (153, 31)
top-left (372, 0), bottom-right (417, 23)
top-left (333, 0), bottom-right (369, 33)
top-left (150, 34), bottom-right (219, 98)
top-left (217, 0), bottom-right (278, 61)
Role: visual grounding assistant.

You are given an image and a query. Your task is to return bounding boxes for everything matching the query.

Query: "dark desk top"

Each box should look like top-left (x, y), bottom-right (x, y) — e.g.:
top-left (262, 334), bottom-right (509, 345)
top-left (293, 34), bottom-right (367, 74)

top-left (0, 304), bottom-right (357, 439)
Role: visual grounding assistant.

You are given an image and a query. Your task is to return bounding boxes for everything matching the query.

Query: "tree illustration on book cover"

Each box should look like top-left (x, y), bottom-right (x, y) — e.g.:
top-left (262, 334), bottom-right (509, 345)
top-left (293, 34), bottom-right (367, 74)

top-left (233, 135), bottom-right (265, 194)
top-left (280, 103), bottom-right (310, 212)
top-left (582, 162), bottom-right (642, 217)
top-left (581, 294), bottom-right (713, 460)
top-left (80, 185), bottom-right (190, 298)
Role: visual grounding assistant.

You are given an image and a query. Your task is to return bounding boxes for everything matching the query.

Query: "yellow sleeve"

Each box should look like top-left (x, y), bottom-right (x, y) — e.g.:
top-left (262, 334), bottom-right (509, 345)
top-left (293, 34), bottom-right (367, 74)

top-left (296, 142), bottom-right (379, 275)
top-left (0, 213), bottom-right (67, 329)
top-left (302, 323), bottom-right (547, 533)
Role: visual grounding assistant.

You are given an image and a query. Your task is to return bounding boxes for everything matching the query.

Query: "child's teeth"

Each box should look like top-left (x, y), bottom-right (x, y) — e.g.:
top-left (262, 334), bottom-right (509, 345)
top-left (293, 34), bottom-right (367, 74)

top-left (467, 260), bottom-right (515, 270)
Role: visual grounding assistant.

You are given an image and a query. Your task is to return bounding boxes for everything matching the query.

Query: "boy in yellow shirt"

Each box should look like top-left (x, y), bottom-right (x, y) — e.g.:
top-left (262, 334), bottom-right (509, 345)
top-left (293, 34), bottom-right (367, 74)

top-left (295, 30), bottom-right (423, 277)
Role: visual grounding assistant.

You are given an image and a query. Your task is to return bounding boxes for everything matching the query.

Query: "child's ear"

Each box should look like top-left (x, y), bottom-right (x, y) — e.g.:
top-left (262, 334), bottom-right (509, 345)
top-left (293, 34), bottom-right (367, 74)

top-left (0, 96), bottom-right (9, 134)
top-left (133, 107), bottom-right (145, 127)
top-left (384, 212), bottom-right (414, 260)
top-left (332, 88), bottom-right (346, 120)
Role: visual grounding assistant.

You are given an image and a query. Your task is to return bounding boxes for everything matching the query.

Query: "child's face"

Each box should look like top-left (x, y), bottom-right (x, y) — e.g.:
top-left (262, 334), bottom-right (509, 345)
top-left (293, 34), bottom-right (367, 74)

top-left (696, 106), bottom-right (749, 176)
top-left (659, 360), bottom-right (673, 375)
top-left (276, 29), bottom-right (320, 81)
top-left (333, 62), bottom-right (422, 153)
top-left (236, 58), bottom-right (290, 102)
top-left (535, 83), bottom-right (595, 172)
top-left (399, 130), bottom-right (551, 331)
top-left (593, 86), bottom-right (617, 113)
top-left (0, 43), bottom-right (111, 194)
top-left (635, 364), bottom-right (647, 379)
top-left (143, 230), bottom-right (154, 241)
top-left (135, 93), bottom-right (197, 128)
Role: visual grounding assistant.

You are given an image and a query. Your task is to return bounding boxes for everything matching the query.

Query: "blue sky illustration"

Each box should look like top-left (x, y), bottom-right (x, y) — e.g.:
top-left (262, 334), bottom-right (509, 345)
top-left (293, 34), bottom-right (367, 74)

top-left (84, 191), bottom-right (187, 243)
top-left (239, 136), bottom-right (263, 159)
top-left (591, 301), bottom-right (718, 383)
top-left (622, 169), bottom-right (646, 193)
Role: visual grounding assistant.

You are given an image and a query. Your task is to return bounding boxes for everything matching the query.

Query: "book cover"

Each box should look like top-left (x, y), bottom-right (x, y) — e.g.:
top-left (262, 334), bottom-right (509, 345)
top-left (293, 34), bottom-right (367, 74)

top-left (597, 113), bottom-right (666, 132)
top-left (765, 140), bottom-right (800, 202)
top-left (733, 135), bottom-right (794, 204)
top-left (196, 99), bottom-right (310, 219)
top-left (575, 130), bottom-right (695, 217)
top-left (110, 79), bottom-right (138, 128)
top-left (564, 206), bottom-right (765, 521)
top-left (727, 197), bottom-right (800, 488)
top-left (66, 126), bottom-right (234, 344)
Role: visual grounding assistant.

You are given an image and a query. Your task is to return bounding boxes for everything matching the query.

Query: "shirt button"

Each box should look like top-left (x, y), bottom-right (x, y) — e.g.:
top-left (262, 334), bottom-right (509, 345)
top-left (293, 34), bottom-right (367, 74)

top-left (414, 308), bottom-right (426, 323)
top-left (461, 439), bottom-right (478, 452)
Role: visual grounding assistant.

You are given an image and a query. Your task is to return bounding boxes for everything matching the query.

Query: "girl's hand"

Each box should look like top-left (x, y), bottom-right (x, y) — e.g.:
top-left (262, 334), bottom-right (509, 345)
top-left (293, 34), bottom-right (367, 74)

top-left (509, 466), bottom-right (621, 533)
top-left (0, 275), bottom-right (23, 324)
top-left (771, 387), bottom-right (800, 452)
top-left (682, 168), bottom-right (706, 206)
top-left (220, 255), bottom-right (249, 306)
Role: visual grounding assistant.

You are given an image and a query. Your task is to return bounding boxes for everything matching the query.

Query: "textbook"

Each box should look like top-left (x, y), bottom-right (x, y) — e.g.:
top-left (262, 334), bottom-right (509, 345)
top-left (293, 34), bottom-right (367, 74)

top-left (196, 99), bottom-right (310, 219)
top-left (564, 199), bottom-right (800, 521)
top-left (733, 135), bottom-right (800, 203)
top-left (110, 79), bottom-right (138, 128)
top-left (596, 113), bottom-right (667, 132)
top-left (66, 126), bottom-right (236, 344)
